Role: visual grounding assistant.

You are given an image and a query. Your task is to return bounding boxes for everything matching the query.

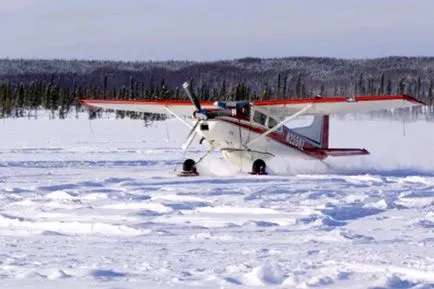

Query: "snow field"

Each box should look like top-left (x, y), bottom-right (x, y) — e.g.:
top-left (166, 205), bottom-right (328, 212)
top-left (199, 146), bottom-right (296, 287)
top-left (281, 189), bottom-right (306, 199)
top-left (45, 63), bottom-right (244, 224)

top-left (0, 114), bottom-right (433, 288)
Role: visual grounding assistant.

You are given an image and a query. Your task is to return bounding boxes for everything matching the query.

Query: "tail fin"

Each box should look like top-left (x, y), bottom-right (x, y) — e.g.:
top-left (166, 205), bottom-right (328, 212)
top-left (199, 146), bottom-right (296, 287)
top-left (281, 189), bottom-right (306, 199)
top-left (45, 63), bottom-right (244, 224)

top-left (294, 115), bottom-right (370, 158)
top-left (293, 115), bottom-right (329, 148)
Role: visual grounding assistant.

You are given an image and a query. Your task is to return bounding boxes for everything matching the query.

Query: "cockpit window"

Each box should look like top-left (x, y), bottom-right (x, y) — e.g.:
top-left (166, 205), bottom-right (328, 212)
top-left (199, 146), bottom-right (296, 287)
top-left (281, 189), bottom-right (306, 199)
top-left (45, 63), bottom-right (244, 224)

top-left (253, 110), bottom-right (267, 126)
top-left (238, 105), bottom-right (250, 120)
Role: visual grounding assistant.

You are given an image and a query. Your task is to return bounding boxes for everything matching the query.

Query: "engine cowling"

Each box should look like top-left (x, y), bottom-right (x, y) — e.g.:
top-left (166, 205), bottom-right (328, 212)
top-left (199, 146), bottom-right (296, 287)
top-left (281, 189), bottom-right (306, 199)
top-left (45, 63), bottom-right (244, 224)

top-left (193, 108), bottom-right (236, 120)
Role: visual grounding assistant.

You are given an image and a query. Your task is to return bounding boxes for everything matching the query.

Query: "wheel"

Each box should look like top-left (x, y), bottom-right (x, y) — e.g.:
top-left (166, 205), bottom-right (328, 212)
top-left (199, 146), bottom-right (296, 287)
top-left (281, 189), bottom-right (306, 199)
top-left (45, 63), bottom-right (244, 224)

top-left (179, 159), bottom-right (198, 176)
top-left (182, 159), bottom-right (196, 172)
top-left (251, 159), bottom-right (267, 175)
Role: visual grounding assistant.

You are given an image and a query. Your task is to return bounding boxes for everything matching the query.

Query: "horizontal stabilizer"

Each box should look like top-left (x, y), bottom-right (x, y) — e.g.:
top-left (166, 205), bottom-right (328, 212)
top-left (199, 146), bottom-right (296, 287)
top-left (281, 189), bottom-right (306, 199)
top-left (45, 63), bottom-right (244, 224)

top-left (305, 148), bottom-right (369, 157)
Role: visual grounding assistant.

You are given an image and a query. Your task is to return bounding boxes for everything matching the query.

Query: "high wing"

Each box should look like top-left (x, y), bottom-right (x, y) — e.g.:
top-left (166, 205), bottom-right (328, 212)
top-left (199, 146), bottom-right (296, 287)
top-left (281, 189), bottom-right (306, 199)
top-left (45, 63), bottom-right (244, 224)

top-left (80, 94), bottom-right (425, 119)
top-left (252, 95), bottom-right (425, 119)
top-left (80, 99), bottom-right (216, 118)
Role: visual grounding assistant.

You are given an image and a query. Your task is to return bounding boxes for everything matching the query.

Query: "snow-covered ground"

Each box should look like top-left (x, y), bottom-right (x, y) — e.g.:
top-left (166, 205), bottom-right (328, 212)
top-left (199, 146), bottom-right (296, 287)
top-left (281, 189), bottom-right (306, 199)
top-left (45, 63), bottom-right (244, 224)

top-left (1, 113), bottom-right (433, 289)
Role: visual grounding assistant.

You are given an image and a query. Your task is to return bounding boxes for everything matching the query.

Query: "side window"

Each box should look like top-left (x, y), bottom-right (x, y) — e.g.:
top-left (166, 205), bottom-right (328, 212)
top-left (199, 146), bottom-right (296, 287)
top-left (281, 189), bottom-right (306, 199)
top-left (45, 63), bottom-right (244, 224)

top-left (268, 117), bottom-right (278, 128)
top-left (268, 117), bottom-right (284, 133)
top-left (253, 110), bottom-right (267, 126)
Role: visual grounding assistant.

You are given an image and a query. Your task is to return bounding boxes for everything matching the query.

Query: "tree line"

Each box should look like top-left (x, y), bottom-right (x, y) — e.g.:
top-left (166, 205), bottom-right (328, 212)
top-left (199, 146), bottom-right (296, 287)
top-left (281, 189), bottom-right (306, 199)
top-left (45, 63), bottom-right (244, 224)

top-left (0, 57), bottom-right (433, 120)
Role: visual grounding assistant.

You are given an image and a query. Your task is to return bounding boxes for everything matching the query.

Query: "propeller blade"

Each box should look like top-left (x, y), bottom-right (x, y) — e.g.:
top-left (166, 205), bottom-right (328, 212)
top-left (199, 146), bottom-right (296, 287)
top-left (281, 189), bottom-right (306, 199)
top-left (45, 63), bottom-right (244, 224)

top-left (181, 120), bottom-right (200, 151)
top-left (182, 82), bottom-right (201, 111)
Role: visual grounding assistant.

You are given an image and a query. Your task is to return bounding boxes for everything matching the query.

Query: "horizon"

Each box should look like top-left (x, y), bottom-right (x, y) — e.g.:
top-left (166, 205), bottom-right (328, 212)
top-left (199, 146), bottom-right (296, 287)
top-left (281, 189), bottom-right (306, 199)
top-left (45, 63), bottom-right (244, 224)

top-left (1, 55), bottom-right (434, 63)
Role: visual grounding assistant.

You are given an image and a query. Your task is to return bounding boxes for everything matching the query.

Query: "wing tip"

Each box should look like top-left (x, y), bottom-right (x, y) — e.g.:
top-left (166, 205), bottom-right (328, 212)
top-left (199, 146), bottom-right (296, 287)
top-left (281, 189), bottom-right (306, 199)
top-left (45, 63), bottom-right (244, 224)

top-left (402, 94), bottom-right (426, 105)
top-left (79, 99), bottom-right (94, 108)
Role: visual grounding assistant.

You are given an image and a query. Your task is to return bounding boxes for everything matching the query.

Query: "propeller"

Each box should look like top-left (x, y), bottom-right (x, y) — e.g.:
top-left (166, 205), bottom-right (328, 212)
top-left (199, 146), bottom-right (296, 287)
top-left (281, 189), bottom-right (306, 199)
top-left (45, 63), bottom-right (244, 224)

top-left (181, 120), bottom-right (200, 151)
top-left (181, 82), bottom-right (202, 151)
top-left (180, 81), bottom-right (236, 151)
top-left (183, 82), bottom-right (201, 111)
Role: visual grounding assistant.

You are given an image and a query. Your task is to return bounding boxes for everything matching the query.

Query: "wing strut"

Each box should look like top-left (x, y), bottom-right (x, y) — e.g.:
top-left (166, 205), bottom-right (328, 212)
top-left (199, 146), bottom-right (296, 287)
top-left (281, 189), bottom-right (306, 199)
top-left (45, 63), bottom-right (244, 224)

top-left (163, 106), bottom-right (194, 129)
top-left (246, 104), bottom-right (313, 147)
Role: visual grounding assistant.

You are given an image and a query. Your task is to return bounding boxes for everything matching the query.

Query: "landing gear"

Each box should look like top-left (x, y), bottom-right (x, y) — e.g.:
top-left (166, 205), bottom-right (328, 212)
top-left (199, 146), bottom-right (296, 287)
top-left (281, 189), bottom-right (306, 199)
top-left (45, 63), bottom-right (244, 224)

top-left (178, 159), bottom-right (199, 177)
top-left (250, 159), bottom-right (267, 175)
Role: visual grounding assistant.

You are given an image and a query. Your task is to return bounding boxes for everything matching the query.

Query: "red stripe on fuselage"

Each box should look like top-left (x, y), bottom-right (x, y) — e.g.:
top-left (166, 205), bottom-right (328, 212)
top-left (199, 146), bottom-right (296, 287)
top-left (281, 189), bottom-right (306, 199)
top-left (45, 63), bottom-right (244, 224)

top-left (218, 118), bottom-right (328, 160)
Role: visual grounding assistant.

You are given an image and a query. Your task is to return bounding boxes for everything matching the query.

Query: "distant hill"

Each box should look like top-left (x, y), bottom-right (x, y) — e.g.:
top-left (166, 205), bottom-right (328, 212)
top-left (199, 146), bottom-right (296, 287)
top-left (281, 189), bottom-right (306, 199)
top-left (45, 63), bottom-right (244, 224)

top-left (0, 57), bottom-right (433, 119)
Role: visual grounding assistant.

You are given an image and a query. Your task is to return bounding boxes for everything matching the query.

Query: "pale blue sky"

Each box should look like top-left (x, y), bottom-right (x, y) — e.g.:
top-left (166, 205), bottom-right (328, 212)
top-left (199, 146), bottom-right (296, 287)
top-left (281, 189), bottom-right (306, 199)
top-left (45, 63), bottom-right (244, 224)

top-left (1, 0), bottom-right (433, 61)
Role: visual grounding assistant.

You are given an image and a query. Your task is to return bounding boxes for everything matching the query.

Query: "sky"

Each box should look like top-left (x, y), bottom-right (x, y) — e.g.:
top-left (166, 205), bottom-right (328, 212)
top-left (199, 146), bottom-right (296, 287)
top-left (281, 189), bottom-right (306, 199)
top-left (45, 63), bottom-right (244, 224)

top-left (0, 0), bottom-right (433, 61)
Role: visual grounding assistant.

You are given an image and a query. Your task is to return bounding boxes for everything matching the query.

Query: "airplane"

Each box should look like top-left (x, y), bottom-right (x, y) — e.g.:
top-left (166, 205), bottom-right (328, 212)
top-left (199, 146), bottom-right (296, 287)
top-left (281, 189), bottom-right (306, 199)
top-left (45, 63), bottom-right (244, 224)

top-left (80, 82), bottom-right (425, 176)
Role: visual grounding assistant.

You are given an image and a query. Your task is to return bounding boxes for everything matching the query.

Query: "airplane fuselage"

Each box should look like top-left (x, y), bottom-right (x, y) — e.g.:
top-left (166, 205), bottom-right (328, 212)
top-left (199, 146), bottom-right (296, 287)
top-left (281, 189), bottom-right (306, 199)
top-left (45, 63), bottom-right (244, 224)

top-left (195, 115), bottom-right (325, 166)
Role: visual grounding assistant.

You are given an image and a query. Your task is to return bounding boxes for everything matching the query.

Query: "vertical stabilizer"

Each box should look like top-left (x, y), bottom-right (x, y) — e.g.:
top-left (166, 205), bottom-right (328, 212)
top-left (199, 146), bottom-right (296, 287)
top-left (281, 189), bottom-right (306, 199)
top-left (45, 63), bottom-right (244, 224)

top-left (292, 115), bottom-right (329, 148)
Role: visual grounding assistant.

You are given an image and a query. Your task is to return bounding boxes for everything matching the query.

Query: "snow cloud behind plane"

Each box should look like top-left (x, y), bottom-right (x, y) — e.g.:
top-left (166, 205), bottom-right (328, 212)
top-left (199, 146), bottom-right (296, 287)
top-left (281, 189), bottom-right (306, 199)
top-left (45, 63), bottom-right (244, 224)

top-left (1, 0), bottom-right (434, 61)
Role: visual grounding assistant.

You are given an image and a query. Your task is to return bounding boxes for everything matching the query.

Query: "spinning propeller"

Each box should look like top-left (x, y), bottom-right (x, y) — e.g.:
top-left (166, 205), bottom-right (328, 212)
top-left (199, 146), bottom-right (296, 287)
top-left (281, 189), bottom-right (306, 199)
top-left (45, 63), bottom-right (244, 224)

top-left (181, 81), bottom-right (236, 151)
top-left (182, 82), bottom-right (202, 116)
top-left (181, 82), bottom-right (202, 151)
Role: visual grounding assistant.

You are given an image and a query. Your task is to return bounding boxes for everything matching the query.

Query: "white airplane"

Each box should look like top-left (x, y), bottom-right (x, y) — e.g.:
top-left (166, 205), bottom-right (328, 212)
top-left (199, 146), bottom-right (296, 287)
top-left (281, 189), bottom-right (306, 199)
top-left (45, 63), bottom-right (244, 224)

top-left (81, 82), bottom-right (425, 176)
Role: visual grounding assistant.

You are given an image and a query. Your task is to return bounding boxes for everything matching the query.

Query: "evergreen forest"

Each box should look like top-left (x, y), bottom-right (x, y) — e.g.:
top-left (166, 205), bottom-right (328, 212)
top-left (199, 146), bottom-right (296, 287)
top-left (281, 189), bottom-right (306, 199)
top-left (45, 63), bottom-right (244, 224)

top-left (0, 56), bottom-right (433, 120)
